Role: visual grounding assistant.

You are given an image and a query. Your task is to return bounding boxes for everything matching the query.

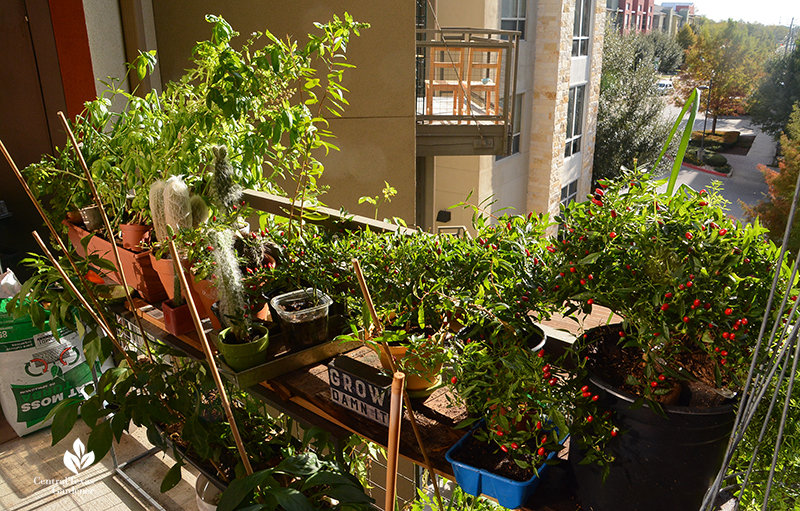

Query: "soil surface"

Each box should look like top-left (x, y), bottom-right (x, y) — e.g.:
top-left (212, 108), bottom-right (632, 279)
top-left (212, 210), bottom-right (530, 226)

top-left (583, 324), bottom-right (730, 407)
top-left (449, 427), bottom-right (540, 482)
top-left (719, 135), bottom-right (756, 156)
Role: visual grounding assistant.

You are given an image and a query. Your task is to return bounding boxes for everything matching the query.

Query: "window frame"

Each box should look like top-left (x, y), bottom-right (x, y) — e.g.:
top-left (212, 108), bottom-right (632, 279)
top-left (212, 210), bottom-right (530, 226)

top-left (501, 0), bottom-right (527, 40)
top-left (496, 93), bottom-right (524, 160)
top-left (560, 179), bottom-right (578, 206)
top-left (572, 0), bottom-right (591, 57)
top-left (564, 84), bottom-right (585, 158)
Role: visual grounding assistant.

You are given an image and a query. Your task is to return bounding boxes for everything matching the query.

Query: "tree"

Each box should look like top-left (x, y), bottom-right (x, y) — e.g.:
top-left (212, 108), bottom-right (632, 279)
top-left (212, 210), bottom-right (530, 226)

top-left (676, 24), bottom-right (696, 52)
top-left (749, 44), bottom-right (800, 137)
top-left (677, 20), bottom-right (769, 134)
top-left (644, 30), bottom-right (684, 74)
top-left (592, 25), bottom-right (672, 184)
top-left (743, 103), bottom-right (800, 254)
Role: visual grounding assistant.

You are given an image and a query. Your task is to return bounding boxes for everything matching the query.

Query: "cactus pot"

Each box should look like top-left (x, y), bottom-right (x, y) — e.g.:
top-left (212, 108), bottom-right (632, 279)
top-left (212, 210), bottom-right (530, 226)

top-left (214, 325), bottom-right (270, 372)
top-left (162, 299), bottom-right (194, 337)
top-left (120, 223), bottom-right (151, 252)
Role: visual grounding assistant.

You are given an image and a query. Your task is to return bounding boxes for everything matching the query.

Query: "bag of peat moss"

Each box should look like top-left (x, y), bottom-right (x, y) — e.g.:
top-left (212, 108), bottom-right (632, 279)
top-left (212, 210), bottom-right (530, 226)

top-left (0, 298), bottom-right (94, 436)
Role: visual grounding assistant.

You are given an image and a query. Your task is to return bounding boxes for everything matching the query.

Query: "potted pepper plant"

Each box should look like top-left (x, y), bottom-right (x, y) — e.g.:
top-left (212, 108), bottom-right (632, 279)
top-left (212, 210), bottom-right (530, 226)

top-left (550, 170), bottom-right (796, 511)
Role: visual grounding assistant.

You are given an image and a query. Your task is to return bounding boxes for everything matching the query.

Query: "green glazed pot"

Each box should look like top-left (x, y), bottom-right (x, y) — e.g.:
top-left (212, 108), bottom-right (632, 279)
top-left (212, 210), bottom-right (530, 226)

top-left (215, 325), bottom-right (269, 372)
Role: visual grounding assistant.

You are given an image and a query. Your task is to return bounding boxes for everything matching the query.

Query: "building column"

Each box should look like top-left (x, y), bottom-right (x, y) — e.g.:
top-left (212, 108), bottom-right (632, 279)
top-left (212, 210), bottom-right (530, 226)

top-left (525, 0), bottom-right (574, 217)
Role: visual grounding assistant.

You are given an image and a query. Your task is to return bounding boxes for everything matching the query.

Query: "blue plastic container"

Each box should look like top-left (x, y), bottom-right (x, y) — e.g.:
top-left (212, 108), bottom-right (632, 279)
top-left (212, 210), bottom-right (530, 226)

top-left (445, 420), bottom-right (562, 509)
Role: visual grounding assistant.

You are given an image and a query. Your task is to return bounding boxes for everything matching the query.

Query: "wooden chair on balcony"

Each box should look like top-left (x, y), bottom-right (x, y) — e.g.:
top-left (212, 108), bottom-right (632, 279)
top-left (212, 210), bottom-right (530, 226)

top-left (464, 46), bottom-right (503, 120)
top-left (425, 46), bottom-right (467, 116)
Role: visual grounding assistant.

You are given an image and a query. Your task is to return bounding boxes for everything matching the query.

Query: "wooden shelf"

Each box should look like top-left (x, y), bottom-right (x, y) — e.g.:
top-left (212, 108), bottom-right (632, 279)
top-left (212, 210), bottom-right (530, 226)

top-left (118, 302), bottom-right (581, 510)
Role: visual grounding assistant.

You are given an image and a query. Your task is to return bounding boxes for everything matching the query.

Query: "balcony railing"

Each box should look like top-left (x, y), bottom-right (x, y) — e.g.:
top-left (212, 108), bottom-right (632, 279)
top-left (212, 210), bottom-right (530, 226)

top-left (415, 28), bottom-right (519, 126)
top-left (415, 28), bottom-right (519, 156)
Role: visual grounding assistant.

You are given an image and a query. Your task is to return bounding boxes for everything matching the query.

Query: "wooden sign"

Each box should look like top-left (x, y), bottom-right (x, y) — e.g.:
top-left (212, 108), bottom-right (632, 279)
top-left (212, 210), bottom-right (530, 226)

top-left (328, 357), bottom-right (398, 427)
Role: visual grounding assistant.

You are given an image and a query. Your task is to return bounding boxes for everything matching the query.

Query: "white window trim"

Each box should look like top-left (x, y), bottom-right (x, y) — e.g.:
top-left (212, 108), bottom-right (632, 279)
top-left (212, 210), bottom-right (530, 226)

top-left (565, 84), bottom-right (586, 158)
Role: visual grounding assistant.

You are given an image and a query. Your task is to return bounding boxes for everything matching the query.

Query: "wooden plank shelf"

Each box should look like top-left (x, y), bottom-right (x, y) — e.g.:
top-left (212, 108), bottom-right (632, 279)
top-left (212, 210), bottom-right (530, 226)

top-left (118, 302), bottom-right (582, 510)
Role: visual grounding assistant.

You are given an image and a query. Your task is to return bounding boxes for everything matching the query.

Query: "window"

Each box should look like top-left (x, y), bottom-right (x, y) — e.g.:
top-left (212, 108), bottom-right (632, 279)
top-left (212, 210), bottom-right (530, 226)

top-left (501, 0), bottom-right (527, 39)
top-left (497, 94), bottom-right (523, 159)
top-left (565, 85), bottom-right (585, 158)
top-left (626, 3), bottom-right (630, 10)
top-left (561, 180), bottom-right (578, 206)
top-left (572, 0), bottom-right (591, 57)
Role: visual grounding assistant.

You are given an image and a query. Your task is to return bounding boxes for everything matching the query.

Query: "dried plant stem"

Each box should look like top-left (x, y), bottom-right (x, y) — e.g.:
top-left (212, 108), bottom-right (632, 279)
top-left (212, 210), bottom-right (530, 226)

top-left (167, 237), bottom-right (254, 476)
top-left (57, 111), bottom-right (154, 363)
top-left (0, 138), bottom-right (118, 343)
top-left (32, 231), bottom-right (136, 369)
top-left (351, 258), bottom-right (445, 511)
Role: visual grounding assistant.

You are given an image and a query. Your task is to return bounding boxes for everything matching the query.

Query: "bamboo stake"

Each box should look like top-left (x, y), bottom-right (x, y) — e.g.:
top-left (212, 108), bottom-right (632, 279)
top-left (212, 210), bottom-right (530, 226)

top-left (1, 138), bottom-right (117, 342)
top-left (32, 231), bottom-right (136, 368)
top-left (167, 237), bottom-right (254, 476)
top-left (385, 371), bottom-right (405, 511)
top-left (351, 259), bottom-right (445, 511)
top-left (57, 111), bottom-right (154, 362)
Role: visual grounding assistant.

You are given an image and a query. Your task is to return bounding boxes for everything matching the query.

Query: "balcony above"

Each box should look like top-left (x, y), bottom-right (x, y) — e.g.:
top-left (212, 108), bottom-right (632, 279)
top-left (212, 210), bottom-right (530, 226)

top-left (416, 28), bottom-right (519, 157)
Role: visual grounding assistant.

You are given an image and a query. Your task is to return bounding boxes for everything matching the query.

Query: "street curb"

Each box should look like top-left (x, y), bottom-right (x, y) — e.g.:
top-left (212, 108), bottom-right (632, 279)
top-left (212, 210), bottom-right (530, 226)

top-left (680, 161), bottom-right (731, 178)
top-left (665, 156), bottom-right (731, 178)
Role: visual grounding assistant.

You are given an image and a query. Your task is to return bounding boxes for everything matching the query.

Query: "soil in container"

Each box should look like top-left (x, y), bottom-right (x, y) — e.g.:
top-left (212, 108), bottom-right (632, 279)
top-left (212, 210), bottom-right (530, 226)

top-left (279, 298), bottom-right (328, 347)
top-left (449, 426), bottom-right (544, 482)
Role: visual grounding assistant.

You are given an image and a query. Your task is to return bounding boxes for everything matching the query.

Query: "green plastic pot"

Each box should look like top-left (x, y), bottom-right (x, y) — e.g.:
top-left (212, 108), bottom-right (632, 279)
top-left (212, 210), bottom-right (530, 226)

top-left (215, 325), bottom-right (269, 372)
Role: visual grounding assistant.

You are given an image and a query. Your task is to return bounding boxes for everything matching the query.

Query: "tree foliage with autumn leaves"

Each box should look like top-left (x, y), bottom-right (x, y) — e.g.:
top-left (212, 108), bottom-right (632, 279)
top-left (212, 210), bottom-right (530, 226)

top-left (677, 20), bottom-right (770, 134)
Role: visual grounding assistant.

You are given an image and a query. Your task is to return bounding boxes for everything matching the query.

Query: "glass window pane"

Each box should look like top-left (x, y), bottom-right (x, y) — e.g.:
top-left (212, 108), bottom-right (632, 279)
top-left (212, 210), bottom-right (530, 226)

top-left (574, 138), bottom-right (581, 154)
top-left (580, 39), bottom-right (588, 56)
top-left (512, 134), bottom-right (520, 154)
top-left (502, 0), bottom-right (513, 19)
top-left (574, 0), bottom-right (582, 37)
top-left (569, 180), bottom-right (578, 195)
top-left (561, 185), bottom-right (568, 200)
top-left (501, 19), bottom-right (516, 32)
top-left (574, 86), bottom-right (584, 136)
top-left (572, 40), bottom-right (579, 57)
top-left (518, 0), bottom-right (527, 17)
top-left (565, 144), bottom-right (572, 158)
top-left (513, 94), bottom-right (523, 133)
top-left (518, 20), bottom-right (526, 39)
top-left (581, 0), bottom-right (591, 37)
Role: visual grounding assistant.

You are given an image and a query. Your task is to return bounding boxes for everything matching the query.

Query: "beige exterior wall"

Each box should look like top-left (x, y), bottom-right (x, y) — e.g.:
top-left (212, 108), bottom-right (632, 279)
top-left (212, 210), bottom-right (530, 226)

top-left (82, 0), bottom-right (129, 101)
top-left (150, 0), bottom-right (416, 223)
top-left (525, 0), bottom-right (575, 218)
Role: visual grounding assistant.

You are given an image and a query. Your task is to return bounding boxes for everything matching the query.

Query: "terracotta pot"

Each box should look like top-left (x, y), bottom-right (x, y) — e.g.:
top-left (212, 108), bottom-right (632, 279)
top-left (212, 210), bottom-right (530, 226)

top-left (375, 344), bottom-right (442, 392)
top-left (189, 278), bottom-right (222, 330)
top-left (65, 211), bottom-right (83, 225)
top-left (150, 254), bottom-right (178, 301)
top-left (64, 220), bottom-right (167, 303)
top-left (120, 223), bottom-right (151, 252)
top-left (162, 299), bottom-right (194, 336)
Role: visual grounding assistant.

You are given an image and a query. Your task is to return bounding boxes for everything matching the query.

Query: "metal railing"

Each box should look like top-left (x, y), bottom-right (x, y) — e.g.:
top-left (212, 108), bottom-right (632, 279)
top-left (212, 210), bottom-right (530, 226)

top-left (415, 28), bottom-right (519, 127)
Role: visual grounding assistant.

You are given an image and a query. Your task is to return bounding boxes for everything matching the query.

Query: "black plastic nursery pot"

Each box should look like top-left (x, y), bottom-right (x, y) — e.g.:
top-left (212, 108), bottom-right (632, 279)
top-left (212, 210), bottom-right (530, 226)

top-left (570, 374), bottom-right (736, 511)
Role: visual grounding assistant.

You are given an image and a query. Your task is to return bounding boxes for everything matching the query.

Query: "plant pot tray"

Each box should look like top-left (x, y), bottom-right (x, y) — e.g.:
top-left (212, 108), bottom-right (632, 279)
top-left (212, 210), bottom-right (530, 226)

top-left (216, 318), bottom-right (363, 388)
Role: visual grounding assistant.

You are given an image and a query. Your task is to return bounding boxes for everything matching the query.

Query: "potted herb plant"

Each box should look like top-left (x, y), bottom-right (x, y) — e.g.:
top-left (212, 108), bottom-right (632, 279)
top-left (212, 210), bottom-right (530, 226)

top-left (550, 171), bottom-right (794, 511)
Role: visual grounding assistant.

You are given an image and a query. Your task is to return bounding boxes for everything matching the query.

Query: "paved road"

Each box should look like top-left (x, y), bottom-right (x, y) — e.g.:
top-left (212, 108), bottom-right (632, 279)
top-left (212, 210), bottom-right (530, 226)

top-left (659, 100), bottom-right (776, 221)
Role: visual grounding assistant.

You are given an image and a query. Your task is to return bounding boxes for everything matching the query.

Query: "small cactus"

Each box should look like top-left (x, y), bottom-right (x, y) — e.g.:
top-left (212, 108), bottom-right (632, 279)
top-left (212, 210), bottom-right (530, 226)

top-left (190, 195), bottom-right (210, 228)
top-left (149, 180), bottom-right (167, 243)
top-left (211, 145), bottom-right (242, 214)
top-left (208, 228), bottom-right (248, 340)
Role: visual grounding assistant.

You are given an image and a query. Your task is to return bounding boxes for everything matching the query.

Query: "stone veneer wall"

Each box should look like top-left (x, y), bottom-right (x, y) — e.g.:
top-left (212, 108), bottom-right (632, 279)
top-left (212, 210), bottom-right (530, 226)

top-left (578, 0), bottom-right (606, 200)
top-left (525, 0), bottom-right (574, 218)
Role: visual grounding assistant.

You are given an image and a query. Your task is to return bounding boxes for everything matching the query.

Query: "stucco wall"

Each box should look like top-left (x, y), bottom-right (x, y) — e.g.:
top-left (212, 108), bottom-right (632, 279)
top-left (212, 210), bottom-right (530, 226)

top-left (150, 1), bottom-right (416, 223)
top-left (82, 0), bottom-right (129, 99)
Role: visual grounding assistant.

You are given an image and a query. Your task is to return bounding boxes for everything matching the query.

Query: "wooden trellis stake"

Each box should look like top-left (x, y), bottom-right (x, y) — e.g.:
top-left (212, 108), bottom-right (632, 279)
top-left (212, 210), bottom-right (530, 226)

top-left (386, 371), bottom-right (405, 511)
top-left (32, 231), bottom-right (136, 368)
top-left (57, 111), bottom-right (154, 362)
top-left (1, 138), bottom-right (120, 349)
top-left (167, 237), bottom-right (254, 476)
top-left (351, 258), bottom-right (445, 511)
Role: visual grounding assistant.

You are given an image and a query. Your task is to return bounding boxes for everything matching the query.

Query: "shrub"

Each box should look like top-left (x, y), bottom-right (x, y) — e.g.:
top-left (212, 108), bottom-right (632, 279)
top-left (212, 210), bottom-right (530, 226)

top-left (705, 153), bottom-right (728, 167)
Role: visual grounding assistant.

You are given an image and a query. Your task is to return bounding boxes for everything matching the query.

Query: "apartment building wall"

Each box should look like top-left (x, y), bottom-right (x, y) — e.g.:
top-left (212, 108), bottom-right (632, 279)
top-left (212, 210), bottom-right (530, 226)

top-left (147, 1), bottom-right (416, 223)
top-left (431, 0), bottom-right (603, 233)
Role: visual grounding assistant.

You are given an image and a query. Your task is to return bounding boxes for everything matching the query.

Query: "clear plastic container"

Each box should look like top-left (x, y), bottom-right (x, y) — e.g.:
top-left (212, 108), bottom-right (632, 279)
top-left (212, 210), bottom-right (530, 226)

top-left (270, 288), bottom-right (332, 348)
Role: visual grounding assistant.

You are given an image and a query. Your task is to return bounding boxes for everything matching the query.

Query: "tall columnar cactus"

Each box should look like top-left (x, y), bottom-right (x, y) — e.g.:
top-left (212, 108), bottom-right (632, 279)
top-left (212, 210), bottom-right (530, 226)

top-left (211, 145), bottom-right (242, 214)
top-left (190, 195), bottom-right (210, 228)
top-left (208, 228), bottom-right (248, 340)
top-left (149, 176), bottom-right (205, 306)
top-left (149, 180), bottom-right (167, 243)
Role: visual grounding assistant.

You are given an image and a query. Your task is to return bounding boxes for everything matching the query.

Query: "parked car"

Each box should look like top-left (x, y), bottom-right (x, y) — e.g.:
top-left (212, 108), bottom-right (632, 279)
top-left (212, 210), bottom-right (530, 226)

top-left (656, 79), bottom-right (674, 95)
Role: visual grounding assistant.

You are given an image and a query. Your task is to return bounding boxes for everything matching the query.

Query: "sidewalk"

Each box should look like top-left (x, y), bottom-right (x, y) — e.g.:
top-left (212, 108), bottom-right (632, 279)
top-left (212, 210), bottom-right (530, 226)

top-left (662, 114), bottom-right (776, 220)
